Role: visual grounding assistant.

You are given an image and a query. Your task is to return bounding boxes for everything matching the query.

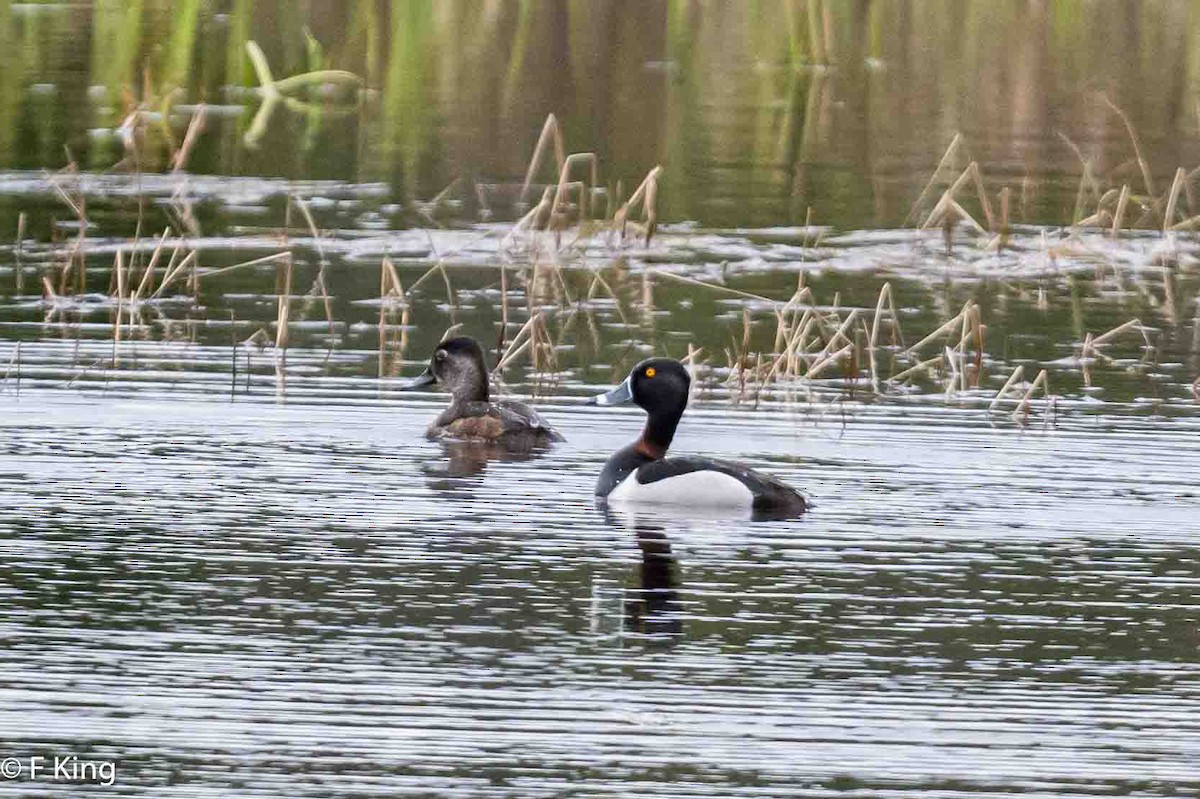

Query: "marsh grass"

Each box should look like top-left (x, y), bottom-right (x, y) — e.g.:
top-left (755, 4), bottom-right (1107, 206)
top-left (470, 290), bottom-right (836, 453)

top-left (5, 99), bottom-right (1197, 415)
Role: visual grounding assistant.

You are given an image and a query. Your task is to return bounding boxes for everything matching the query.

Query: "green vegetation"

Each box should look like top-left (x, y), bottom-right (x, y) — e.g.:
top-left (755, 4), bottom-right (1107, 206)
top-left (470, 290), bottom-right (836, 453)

top-left (2, 2), bottom-right (1200, 226)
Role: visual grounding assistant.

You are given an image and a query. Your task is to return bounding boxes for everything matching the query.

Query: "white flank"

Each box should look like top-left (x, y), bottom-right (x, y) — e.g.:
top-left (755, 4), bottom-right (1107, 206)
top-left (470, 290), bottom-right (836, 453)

top-left (608, 469), bottom-right (754, 508)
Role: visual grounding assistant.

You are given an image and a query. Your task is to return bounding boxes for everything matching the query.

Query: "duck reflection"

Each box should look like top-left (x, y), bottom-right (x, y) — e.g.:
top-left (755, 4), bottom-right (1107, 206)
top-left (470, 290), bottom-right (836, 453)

top-left (601, 504), bottom-right (683, 640)
top-left (421, 440), bottom-right (552, 495)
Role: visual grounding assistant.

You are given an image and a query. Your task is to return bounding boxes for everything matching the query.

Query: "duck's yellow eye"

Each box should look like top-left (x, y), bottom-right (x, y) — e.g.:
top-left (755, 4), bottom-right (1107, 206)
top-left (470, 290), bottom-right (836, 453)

top-left (645, 367), bottom-right (657, 378)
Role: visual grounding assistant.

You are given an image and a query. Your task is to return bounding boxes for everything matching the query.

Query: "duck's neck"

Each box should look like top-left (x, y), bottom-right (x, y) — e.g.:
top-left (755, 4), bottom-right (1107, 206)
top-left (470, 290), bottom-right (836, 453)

top-left (451, 373), bottom-right (489, 404)
top-left (636, 406), bottom-right (684, 460)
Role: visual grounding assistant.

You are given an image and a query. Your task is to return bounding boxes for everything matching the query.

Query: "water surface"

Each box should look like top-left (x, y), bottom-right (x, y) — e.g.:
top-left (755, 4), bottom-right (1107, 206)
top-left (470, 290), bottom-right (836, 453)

top-left (2, 393), bottom-right (1199, 796)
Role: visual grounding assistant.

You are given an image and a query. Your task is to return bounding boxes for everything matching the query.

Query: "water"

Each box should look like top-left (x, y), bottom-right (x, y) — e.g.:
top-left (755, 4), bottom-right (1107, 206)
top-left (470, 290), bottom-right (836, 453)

top-left (2, 394), bottom-right (1199, 796)
top-left (2, 2), bottom-right (1200, 796)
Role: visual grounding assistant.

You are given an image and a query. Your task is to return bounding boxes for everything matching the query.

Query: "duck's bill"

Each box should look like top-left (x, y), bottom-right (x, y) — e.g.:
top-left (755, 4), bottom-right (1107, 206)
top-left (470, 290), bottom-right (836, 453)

top-left (587, 375), bottom-right (633, 406)
top-left (398, 369), bottom-right (437, 391)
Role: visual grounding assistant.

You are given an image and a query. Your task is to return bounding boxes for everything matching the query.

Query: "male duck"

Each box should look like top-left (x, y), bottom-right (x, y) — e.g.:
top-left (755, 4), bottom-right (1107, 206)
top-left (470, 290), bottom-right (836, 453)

top-left (588, 358), bottom-right (807, 516)
top-left (400, 336), bottom-right (564, 448)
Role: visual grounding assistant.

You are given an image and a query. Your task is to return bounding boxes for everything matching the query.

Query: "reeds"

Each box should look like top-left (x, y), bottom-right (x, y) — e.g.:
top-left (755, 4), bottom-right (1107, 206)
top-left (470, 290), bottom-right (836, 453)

top-left (14, 213), bottom-right (25, 295)
top-left (7, 55), bottom-right (1196, 423)
top-left (243, 40), bottom-right (362, 149)
top-left (378, 257), bottom-right (408, 378)
top-left (506, 114), bottom-right (663, 252)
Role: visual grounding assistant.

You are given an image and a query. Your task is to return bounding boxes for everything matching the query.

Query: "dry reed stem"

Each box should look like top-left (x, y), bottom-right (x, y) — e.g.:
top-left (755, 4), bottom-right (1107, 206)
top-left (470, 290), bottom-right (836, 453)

top-left (1081, 332), bottom-right (1095, 388)
top-left (921, 190), bottom-right (985, 235)
top-left (740, 309), bottom-right (752, 362)
top-left (293, 196), bottom-right (336, 336)
top-left (294, 196), bottom-right (326, 263)
top-left (531, 313), bottom-right (558, 375)
top-left (1162, 267), bottom-right (1178, 325)
top-left (890, 354), bottom-right (944, 383)
top-left (152, 251), bottom-right (197, 298)
top-left (378, 258), bottom-right (404, 378)
top-left (132, 227), bottom-right (171, 301)
top-left (805, 344), bottom-right (854, 380)
top-left (550, 153), bottom-right (599, 226)
top-left (494, 313), bottom-right (542, 372)
top-left (275, 254), bottom-right (293, 352)
top-left (378, 263), bottom-right (390, 379)
top-left (946, 197), bottom-right (985, 234)
top-left (956, 307), bottom-right (972, 392)
top-left (1012, 369), bottom-right (1050, 421)
top-left (585, 267), bottom-right (630, 324)
top-left (380, 258), bottom-right (403, 301)
top-left (1104, 95), bottom-right (1154, 198)
top-left (763, 307), bottom-right (812, 384)
top-left (614, 166), bottom-right (664, 244)
top-left (969, 163), bottom-right (996, 230)
top-left (49, 175), bottom-right (85, 221)
top-left (906, 301), bottom-right (974, 355)
top-left (2, 342), bottom-right (19, 392)
top-left (418, 177), bottom-right (460, 224)
top-left (156, 242), bottom-right (183, 293)
top-left (1092, 318), bottom-right (1147, 347)
top-left (920, 191), bottom-right (950, 230)
top-left (495, 336), bottom-right (533, 374)
top-left (502, 186), bottom-right (555, 253)
top-left (1111, 185), bottom-right (1130, 237)
top-left (404, 258), bottom-right (451, 297)
top-left (171, 104), bottom-right (207, 173)
top-left (868, 282), bottom-right (900, 352)
top-left (772, 308), bottom-right (789, 353)
top-left (653, 269), bottom-right (776, 304)
top-left (685, 343), bottom-right (700, 402)
top-left (943, 345), bottom-right (961, 400)
top-left (1058, 132), bottom-right (1101, 224)
top-left (1164, 168), bottom-right (1186, 233)
top-left (1169, 212), bottom-right (1200, 231)
top-left (643, 173), bottom-right (659, 244)
top-left (438, 264), bottom-right (455, 311)
top-left (859, 317), bottom-right (879, 390)
top-left (15, 213), bottom-right (25, 294)
top-left (113, 250), bottom-right (126, 364)
top-left (520, 113), bottom-right (566, 208)
top-left (905, 132), bottom-right (963, 226)
top-left (969, 307), bottom-right (984, 386)
top-left (817, 309), bottom-right (859, 359)
top-left (943, 163), bottom-right (975, 201)
top-left (1074, 209), bottom-right (1111, 228)
top-left (198, 252), bottom-right (292, 280)
top-left (496, 262), bottom-right (510, 358)
top-left (989, 364), bottom-right (1025, 410)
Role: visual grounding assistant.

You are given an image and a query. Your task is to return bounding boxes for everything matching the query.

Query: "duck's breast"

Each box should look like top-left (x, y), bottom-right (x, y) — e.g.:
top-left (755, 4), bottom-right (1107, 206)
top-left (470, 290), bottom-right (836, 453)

top-left (433, 413), bottom-right (505, 441)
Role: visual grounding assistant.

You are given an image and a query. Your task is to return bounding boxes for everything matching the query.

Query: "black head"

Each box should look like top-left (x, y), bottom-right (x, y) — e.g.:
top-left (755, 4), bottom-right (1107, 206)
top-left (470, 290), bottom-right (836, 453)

top-left (589, 358), bottom-right (691, 447)
top-left (399, 336), bottom-right (490, 402)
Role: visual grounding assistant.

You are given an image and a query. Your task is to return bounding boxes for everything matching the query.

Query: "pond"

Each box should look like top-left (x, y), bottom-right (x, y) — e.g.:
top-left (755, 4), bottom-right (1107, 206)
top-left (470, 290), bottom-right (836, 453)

top-left (0, 3), bottom-right (1199, 797)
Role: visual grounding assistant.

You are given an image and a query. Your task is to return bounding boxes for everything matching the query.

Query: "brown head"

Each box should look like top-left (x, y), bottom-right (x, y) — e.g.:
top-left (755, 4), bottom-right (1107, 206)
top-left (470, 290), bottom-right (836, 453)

top-left (399, 336), bottom-right (490, 403)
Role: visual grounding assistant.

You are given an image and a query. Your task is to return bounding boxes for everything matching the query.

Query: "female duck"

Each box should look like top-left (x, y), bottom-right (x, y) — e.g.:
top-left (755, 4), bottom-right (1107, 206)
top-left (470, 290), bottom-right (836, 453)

top-left (400, 336), bottom-right (563, 448)
top-left (588, 358), bottom-right (806, 516)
